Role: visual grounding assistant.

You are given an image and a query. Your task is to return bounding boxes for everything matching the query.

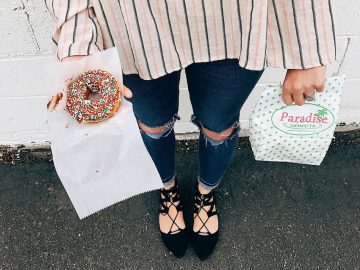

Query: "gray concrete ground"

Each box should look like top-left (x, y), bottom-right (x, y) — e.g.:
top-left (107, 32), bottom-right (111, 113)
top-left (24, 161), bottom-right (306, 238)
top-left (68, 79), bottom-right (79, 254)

top-left (1, 130), bottom-right (360, 270)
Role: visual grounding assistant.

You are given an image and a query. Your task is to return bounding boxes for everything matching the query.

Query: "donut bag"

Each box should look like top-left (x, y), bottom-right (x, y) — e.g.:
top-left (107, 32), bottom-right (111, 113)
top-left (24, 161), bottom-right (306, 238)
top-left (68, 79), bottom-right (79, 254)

top-left (249, 73), bottom-right (346, 166)
top-left (46, 47), bottom-right (163, 219)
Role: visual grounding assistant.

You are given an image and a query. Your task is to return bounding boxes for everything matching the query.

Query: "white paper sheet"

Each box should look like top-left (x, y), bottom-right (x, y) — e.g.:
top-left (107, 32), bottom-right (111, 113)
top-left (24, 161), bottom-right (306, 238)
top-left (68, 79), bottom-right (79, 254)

top-left (46, 47), bottom-right (163, 219)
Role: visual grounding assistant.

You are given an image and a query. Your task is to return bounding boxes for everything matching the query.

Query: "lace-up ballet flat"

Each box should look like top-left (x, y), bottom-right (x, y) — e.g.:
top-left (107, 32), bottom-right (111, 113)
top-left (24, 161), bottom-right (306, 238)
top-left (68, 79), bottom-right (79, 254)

top-left (191, 183), bottom-right (219, 261)
top-left (159, 177), bottom-right (189, 258)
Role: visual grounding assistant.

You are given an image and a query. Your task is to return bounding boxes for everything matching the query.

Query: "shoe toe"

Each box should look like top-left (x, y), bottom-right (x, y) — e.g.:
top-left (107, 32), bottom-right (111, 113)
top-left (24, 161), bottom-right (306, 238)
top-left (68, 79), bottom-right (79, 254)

top-left (191, 231), bottom-right (219, 261)
top-left (161, 229), bottom-right (189, 258)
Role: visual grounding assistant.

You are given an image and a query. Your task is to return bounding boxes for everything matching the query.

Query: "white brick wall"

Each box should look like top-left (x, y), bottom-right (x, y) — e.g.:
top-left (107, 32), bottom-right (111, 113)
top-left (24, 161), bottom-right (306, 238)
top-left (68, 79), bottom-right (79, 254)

top-left (0, 1), bottom-right (359, 145)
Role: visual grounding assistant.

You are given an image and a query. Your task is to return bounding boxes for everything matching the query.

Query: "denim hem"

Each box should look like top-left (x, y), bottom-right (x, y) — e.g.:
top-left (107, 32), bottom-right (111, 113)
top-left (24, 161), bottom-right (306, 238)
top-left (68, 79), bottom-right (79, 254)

top-left (197, 175), bottom-right (220, 191)
top-left (162, 171), bottom-right (176, 187)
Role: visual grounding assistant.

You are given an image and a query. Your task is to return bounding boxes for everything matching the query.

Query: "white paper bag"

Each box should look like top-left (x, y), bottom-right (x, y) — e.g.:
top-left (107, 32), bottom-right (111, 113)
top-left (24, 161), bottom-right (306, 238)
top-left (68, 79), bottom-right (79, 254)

top-left (46, 47), bottom-right (163, 219)
top-left (249, 74), bottom-right (346, 166)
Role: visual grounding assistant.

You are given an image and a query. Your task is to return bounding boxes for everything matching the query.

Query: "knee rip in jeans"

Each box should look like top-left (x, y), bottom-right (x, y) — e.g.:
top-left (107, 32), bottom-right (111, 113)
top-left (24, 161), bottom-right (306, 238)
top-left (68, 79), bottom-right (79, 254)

top-left (137, 113), bottom-right (180, 139)
top-left (190, 114), bottom-right (240, 147)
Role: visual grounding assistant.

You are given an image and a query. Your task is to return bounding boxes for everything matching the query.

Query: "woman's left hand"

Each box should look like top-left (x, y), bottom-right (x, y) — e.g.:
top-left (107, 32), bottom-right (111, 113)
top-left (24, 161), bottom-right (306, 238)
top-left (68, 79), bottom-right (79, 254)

top-left (282, 66), bottom-right (326, 106)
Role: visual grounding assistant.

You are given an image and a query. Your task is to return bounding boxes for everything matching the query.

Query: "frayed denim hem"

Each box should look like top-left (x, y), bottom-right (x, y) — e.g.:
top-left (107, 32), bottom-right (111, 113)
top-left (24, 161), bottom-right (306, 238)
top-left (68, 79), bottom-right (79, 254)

top-left (137, 113), bottom-right (181, 139)
top-left (190, 114), bottom-right (240, 147)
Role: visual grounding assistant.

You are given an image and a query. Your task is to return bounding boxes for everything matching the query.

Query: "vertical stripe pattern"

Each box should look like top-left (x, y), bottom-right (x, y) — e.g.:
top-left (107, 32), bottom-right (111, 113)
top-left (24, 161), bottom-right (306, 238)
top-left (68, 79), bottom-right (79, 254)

top-left (46, 0), bottom-right (337, 79)
top-left (147, 0), bottom-right (168, 73)
top-left (244, 0), bottom-right (254, 68)
top-left (182, 1), bottom-right (195, 62)
top-left (328, 0), bottom-right (337, 60)
top-left (311, 0), bottom-right (324, 65)
top-left (220, 0), bottom-right (228, 58)
top-left (201, 0), bottom-right (211, 62)
top-left (291, 0), bottom-right (305, 68)
top-left (272, 0), bottom-right (286, 68)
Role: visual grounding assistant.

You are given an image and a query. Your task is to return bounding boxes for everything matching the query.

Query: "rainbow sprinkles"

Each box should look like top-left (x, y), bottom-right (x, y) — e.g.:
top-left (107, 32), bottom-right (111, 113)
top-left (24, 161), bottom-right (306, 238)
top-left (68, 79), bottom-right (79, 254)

top-left (66, 69), bottom-right (121, 123)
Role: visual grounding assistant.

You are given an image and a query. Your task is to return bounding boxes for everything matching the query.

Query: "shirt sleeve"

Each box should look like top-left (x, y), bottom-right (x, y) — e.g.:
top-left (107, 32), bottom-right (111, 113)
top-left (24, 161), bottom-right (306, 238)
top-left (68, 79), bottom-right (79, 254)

top-left (265, 0), bottom-right (337, 69)
top-left (45, 0), bottom-right (104, 61)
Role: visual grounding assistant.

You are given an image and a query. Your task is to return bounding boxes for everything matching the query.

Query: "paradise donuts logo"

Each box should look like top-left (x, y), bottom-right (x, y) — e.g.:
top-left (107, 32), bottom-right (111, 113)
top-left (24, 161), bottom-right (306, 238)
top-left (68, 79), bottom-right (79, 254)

top-left (271, 104), bottom-right (335, 135)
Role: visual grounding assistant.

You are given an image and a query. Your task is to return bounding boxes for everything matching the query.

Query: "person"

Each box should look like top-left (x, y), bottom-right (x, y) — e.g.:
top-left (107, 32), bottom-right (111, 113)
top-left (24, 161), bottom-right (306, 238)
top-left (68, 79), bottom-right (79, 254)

top-left (46, 0), bottom-right (337, 261)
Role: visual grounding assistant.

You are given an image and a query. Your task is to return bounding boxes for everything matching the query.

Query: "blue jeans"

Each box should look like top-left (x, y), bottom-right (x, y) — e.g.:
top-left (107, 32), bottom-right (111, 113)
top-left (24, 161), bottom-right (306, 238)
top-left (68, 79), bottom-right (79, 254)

top-left (123, 59), bottom-right (264, 190)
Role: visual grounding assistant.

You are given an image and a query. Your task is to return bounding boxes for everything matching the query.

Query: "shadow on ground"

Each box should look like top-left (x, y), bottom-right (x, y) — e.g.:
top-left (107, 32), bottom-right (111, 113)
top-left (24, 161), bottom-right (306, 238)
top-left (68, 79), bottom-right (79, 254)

top-left (1, 131), bottom-right (359, 269)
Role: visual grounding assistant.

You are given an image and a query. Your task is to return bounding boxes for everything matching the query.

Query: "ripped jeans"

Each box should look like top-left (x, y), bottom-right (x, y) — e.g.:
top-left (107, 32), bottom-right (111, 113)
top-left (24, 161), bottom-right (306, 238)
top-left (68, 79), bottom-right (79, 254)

top-left (123, 58), bottom-right (265, 190)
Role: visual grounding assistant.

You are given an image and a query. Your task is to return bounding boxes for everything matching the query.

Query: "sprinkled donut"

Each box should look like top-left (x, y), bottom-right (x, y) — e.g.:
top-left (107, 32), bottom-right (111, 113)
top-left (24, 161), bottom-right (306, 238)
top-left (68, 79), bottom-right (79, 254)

top-left (66, 69), bottom-right (122, 123)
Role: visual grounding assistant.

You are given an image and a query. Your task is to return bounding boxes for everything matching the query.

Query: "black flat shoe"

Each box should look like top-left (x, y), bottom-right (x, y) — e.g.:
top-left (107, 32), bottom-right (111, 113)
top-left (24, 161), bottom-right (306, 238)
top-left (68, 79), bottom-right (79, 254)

top-left (159, 177), bottom-right (189, 258)
top-left (191, 183), bottom-right (219, 261)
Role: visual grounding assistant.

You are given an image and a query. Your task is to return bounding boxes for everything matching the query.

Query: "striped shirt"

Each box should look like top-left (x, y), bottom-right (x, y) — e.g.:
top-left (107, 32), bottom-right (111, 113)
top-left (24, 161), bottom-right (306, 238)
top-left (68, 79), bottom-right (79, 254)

top-left (45, 0), bottom-right (337, 80)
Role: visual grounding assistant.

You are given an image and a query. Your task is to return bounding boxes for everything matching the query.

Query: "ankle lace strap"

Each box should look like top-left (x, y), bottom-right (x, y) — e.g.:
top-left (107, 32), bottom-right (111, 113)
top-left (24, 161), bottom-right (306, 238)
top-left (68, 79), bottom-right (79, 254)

top-left (159, 178), bottom-right (184, 234)
top-left (193, 184), bottom-right (218, 235)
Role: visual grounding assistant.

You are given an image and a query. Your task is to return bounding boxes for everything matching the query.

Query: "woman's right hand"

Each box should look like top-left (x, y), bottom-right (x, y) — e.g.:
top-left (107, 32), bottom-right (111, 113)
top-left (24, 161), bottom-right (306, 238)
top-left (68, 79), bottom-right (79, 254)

top-left (61, 56), bottom-right (133, 99)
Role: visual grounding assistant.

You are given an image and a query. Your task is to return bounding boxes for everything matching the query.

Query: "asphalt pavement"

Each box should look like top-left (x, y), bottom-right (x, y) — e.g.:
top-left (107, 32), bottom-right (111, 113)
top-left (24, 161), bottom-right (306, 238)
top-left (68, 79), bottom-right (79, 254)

top-left (1, 130), bottom-right (359, 269)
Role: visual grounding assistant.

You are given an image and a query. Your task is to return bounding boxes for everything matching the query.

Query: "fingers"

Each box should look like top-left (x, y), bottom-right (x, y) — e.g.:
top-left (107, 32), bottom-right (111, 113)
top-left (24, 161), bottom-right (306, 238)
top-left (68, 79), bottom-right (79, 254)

top-left (281, 67), bottom-right (327, 106)
top-left (314, 81), bottom-right (325, 92)
top-left (291, 82), bottom-right (306, 106)
top-left (282, 92), bottom-right (305, 106)
top-left (282, 84), bottom-right (306, 106)
top-left (282, 80), bottom-right (293, 105)
top-left (282, 91), bottom-right (293, 105)
top-left (304, 87), bottom-right (315, 97)
top-left (293, 93), bottom-right (305, 106)
top-left (122, 85), bottom-right (133, 98)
